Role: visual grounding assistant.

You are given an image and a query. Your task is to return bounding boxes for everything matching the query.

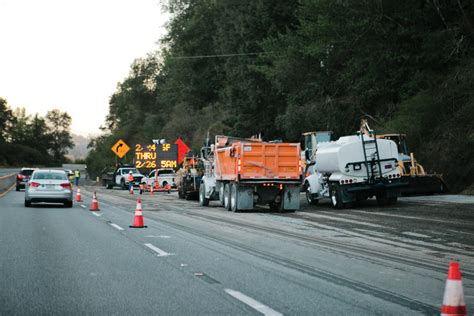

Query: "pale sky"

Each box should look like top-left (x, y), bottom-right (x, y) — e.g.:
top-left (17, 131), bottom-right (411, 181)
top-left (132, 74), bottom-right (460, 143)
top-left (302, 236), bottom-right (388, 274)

top-left (0, 0), bottom-right (169, 136)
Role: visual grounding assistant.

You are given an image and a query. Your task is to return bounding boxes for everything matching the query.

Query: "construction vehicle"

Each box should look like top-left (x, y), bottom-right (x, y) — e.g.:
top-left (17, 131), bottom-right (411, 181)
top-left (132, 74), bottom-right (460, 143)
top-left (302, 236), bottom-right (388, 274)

top-left (303, 122), bottom-right (405, 208)
top-left (199, 135), bottom-right (302, 212)
top-left (377, 133), bottom-right (447, 195)
top-left (176, 156), bottom-right (203, 200)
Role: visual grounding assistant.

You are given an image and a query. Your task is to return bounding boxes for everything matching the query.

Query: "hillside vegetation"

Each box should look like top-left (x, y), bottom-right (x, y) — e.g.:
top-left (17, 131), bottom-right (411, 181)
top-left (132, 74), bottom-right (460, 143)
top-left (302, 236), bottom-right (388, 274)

top-left (87, 0), bottom-right (474, 192)
top-left (0, 99), bottom-right (74, 166)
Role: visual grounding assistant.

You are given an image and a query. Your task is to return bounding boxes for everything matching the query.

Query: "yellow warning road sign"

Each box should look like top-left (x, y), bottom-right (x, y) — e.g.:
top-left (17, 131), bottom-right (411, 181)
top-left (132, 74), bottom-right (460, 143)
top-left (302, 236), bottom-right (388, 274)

top-left (111, 139), bottom-right (130, 158)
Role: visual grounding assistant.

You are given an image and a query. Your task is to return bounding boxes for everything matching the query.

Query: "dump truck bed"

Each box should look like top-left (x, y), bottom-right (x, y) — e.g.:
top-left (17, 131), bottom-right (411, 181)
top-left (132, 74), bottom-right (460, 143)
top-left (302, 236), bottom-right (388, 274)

top-left (215, 141), bottom-right (301, 182)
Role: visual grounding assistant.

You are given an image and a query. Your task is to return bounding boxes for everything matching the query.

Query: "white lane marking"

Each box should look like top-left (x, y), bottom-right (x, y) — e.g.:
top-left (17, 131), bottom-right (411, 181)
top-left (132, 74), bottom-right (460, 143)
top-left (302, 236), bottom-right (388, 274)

top-left (80, 205), bottom-right (86, 208)
top-left (92, 212), bottom-right (101, 217)
top-left (144, 243), bottom-right (173, 257)
top-left (145, 235), bottom-right (171, 239)
top-left (109, 223), bottom-right (124, 231)
top-left (224, 289), bottom-right (282, 316)
top-left (401, 232), bottom-right (430, 238)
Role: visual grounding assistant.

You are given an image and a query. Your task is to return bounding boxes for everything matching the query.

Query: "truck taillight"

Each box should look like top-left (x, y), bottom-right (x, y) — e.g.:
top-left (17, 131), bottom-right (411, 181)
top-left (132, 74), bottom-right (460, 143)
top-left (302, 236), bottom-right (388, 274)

top-left (238, 159), bottom-right (241, 172)
top-left (30, 182), bottom-right (40, 187)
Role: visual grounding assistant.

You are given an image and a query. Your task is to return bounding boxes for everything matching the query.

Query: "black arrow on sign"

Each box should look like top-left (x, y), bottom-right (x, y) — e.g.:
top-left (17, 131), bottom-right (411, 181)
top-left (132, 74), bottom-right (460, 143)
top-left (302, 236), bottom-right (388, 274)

top-left (116, 143), bottom-right (123, 153)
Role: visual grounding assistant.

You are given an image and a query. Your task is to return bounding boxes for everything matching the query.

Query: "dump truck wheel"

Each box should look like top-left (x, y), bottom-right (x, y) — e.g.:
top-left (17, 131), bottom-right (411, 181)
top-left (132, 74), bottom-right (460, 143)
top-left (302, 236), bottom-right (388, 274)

top-left (330, 183), bottom-right (344, 209)
top-left (219, 183), bottom-right (225, 206)
top-left (224, 183), bottom-right (231, 211)
top-left (230, 183), bottom-right (239, 212)
top-left (199, 183), bottom-right (209, 206)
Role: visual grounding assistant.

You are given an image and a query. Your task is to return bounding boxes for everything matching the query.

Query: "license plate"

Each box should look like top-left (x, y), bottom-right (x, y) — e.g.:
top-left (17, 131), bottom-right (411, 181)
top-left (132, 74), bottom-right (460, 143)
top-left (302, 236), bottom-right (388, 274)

top-left (45, 184), bottom-right (54, 189)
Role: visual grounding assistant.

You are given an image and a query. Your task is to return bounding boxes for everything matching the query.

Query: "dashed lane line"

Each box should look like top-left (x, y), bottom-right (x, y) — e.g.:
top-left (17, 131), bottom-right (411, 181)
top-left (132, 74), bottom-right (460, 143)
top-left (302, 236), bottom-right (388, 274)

top-left (224, 289), bottom-right (283, 316)
top-left (109, 223), bottom-right (124, 231)
top-left (91, 212), bottom-right (101, 217)
top-left (144, 243), bottom-right (173, 257)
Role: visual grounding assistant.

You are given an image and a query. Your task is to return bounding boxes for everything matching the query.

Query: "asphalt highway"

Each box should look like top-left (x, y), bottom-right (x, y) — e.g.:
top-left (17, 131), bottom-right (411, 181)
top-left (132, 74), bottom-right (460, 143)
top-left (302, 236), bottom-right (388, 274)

top-left (1, 186), bottom-right (473, 315)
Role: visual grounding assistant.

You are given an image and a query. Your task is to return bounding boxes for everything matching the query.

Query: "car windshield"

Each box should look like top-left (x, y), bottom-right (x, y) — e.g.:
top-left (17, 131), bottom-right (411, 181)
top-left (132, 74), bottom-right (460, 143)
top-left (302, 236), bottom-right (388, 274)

top-left (33, 171), bottom-right (67, 180)
top-left (122, 168), bottom-right (139, 174)
top-left (21, 169), bottom-right (35, 176)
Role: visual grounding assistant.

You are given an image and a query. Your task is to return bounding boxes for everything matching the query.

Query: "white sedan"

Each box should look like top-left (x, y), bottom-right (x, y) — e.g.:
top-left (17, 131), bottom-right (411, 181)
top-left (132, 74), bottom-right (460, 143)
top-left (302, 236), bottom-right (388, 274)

top-left (24, 169), bottom-right (73, 208)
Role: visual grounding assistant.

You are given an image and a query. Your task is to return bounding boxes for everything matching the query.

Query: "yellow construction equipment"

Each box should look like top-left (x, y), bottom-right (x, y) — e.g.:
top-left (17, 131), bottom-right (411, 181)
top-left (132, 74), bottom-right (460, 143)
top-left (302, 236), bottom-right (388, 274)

top-left (360, 118), bottom-right (447, 194)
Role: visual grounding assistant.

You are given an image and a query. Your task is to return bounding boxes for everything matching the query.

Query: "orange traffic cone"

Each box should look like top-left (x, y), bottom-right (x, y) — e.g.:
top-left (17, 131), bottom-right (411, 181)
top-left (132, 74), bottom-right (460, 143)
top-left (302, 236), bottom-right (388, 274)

top-left (130, 185), bottom-right (134, 195)
top-left (441, 261), bottom-right (467, 316)
top-left (75, 188), bottom-right (82, 202)
top-left (89, 192), bottom-right (100, 211)
top-left (129, 197), bottom-right (147, 228)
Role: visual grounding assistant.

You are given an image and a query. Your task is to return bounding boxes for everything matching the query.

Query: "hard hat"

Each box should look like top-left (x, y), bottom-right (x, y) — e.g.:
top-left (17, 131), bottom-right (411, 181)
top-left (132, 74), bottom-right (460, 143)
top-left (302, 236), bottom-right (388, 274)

top-left (129, 171), bottom-right (132, 174)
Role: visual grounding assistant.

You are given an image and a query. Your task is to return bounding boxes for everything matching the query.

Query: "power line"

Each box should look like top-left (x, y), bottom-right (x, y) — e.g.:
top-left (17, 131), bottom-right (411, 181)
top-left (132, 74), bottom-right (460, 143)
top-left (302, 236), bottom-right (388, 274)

top-left (169, 51), bottom-right (273, 59)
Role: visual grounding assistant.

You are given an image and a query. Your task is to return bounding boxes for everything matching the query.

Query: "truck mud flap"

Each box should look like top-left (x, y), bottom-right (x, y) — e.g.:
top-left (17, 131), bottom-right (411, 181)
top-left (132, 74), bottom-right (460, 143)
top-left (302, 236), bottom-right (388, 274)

top-left (237, 186), bottom-right (254, 210)
top-left (282, 185), bottom-right (300, 211)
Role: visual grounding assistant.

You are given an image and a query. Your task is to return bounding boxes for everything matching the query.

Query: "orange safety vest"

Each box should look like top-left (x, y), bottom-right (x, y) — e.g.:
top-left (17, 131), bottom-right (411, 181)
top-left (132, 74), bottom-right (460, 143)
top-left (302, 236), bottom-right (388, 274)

top-left (127, 174), bottom-right (134, 182)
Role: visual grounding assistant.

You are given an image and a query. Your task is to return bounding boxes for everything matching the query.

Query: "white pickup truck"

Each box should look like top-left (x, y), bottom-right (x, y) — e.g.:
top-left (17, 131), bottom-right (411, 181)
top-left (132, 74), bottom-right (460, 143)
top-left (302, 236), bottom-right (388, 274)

top-left (141, 169), bottom-right (177, 189)
top-left (103, 166), bottom-right (144, 190)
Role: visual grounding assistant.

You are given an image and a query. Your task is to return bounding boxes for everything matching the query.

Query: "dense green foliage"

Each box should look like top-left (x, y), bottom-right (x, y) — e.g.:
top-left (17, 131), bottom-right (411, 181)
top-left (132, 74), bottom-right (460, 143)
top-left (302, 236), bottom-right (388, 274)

top-left (87, 0), bottom-right (474, 192)
top-left (0, 98), bottom-right (74, 166)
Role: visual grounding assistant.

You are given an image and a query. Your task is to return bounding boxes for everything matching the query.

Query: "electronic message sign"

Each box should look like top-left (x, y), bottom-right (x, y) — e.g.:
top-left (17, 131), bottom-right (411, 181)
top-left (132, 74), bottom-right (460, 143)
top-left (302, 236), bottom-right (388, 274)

top-left (156, 143), bottom-right (178, 168)
top-left (135, 144), bottom-right (157, 169)
top-left (135, 143), bottom-right (178, 169)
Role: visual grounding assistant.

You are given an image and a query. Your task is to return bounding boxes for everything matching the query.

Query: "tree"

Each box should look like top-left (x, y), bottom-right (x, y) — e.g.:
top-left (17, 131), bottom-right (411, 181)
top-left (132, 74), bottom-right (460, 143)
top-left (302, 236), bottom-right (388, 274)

top-left (0, 97), bottom-right (14, 143)
top-left (45, 109), bottom-right (74, 163)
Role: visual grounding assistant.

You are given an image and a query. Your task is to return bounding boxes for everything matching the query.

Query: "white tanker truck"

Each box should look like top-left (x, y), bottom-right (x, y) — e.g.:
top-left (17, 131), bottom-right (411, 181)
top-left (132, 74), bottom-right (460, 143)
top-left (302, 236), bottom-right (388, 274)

top-left (303, 125), bottom-right (405, 208)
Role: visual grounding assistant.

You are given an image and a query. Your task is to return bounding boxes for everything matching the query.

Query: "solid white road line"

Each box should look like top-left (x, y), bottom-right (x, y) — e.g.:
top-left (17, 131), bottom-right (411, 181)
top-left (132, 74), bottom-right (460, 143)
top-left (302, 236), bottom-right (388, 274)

top-left (144, 243), bottom-right (172, 257)
top-left (80, 205), bottom-right (86, 208)
top-left (224, 289), bottom-right (283, 316)
top-left (92, 212), bottom-right (101, 217)
top-left (109, 223), bottom-right (124, 231)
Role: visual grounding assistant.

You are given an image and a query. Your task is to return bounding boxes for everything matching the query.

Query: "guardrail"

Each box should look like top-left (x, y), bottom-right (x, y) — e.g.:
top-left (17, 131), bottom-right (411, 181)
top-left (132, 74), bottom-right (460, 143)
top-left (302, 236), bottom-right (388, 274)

top-left (0, 173), bottom-right (16, 197)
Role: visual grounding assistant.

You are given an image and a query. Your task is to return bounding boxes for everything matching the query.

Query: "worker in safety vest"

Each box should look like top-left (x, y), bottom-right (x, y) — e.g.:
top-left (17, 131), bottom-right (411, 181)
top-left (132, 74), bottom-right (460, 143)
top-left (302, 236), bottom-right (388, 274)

top-left (127, 171), bottom-right (134, 191)
top-left (74, 169), bottom-right (80, 186)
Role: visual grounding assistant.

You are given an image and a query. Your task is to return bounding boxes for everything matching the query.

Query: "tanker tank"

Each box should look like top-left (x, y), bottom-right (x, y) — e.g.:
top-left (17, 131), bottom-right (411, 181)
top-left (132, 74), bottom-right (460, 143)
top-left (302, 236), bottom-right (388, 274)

top-left (315, 135), bottom-right (399, 177)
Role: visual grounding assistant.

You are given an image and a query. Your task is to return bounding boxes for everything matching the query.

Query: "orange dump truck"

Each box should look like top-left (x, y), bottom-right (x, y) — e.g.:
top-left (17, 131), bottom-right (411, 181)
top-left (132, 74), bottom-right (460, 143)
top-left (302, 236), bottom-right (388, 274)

top-left (199, 135), bottom-right (302, 211)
